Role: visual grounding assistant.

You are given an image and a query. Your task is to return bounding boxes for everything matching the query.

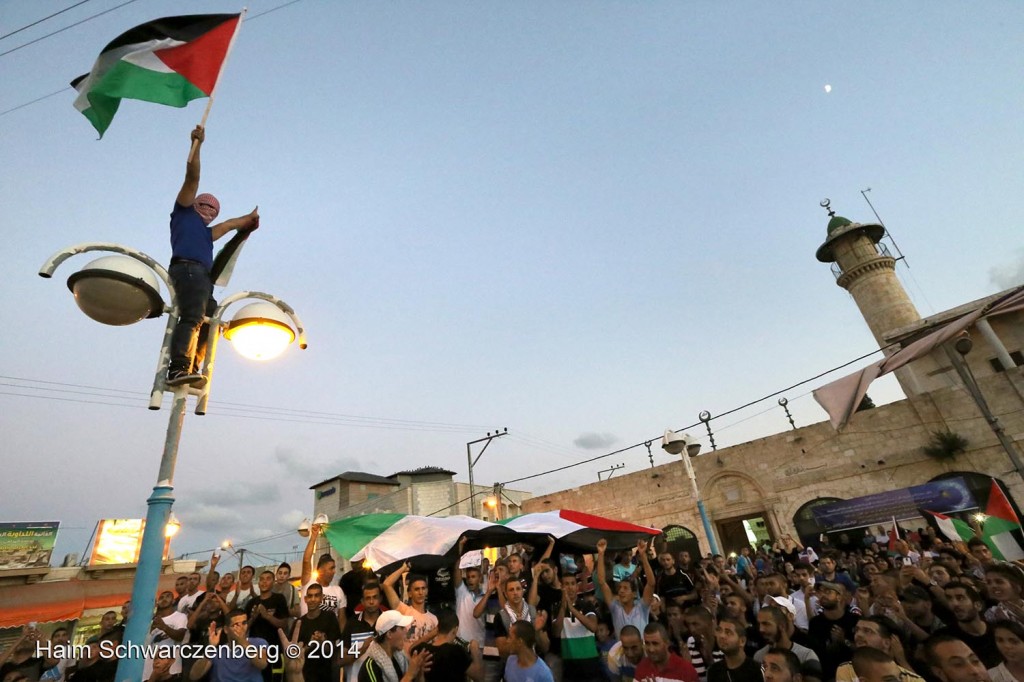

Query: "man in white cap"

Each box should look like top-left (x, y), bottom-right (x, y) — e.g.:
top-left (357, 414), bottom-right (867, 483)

top-left (753, 605), bottom-right (822, 682)
top-left (358, 610), bottom-right (432, 682)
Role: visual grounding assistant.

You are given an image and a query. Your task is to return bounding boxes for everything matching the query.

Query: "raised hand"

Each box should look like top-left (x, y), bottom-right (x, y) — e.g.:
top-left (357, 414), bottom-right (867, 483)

top-left (596, 539), bottom-right (607, 554)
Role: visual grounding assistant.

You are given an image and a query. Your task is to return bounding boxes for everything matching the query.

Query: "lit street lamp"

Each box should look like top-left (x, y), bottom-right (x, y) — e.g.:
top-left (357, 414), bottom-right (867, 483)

top-left (40, 242), bottom-right (306, 682)
top-left (662, 430), bottom-right (720, 555)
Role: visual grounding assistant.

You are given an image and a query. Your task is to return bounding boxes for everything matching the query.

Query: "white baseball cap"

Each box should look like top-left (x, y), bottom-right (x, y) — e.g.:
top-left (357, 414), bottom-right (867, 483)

top-left (766, 596), bottom-right (797, 617)
top-left (375, 609), bottom-right (414, 634)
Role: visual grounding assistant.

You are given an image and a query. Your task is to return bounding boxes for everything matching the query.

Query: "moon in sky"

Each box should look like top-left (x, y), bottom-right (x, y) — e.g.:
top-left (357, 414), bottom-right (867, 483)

top-left (824, 84), bottom-right (832, 93)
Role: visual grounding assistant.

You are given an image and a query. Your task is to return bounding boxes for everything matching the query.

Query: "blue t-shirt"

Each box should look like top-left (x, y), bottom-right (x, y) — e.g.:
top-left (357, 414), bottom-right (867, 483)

top-left (208, 637), bottom-right (268, 682)
top-left (170, 202), bottom-right (214, 270)
top-left (504, 655), bottom-right (555, 682)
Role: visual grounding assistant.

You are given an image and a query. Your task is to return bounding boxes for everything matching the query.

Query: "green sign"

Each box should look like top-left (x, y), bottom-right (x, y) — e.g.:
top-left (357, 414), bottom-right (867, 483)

top-left (0, 522), bottom-right (60, 570)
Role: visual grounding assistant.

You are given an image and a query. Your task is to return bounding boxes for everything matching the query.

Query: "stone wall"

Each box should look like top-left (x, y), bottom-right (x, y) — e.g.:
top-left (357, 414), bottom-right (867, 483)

top-left (523, 370), bottom-right (1024, 553)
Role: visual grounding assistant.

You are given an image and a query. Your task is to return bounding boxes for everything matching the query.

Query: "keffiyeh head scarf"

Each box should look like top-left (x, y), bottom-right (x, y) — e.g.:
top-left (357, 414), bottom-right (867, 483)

top-left (193, 193), bottom-right (220, 225)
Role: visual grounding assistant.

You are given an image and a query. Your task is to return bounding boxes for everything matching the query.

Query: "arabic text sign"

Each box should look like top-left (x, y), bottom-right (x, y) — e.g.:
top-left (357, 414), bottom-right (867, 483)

top-left (0, 521), bottom-right (59, 570)
top-left (811, 477), bottom-right (975, 530)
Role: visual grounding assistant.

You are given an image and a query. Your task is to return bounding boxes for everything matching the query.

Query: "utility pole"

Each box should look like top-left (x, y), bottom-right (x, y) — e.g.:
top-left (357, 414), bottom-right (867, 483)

top-left (945, 340), bottom-right (1024, 479)
top-left (466, 429), bottom-right (508, 518)
top-left (492, 482), bottom-right (503, 521)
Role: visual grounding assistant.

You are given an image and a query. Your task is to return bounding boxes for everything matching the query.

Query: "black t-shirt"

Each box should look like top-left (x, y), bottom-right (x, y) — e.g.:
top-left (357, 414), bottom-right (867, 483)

top-left (412, 641), bottom-right (471, 682)
top-left (657, 569), bottom-right (695, 600)
top-left (245, 592), bottom-right (291, 643)
top-left (937, 624), bottom-right (1001, 667)
top-left (295, 611), bottom-right (343, 682)
top-left (427, 565), bottom-right (456, 609)
top-left (341, 613), bottom-right (377, 662)
top-left (807, 609), bottom-right (859, 680)
top-left (708, 657), bottom-right (763, 682)
top-left (67, 659), bottom-right (119, 682)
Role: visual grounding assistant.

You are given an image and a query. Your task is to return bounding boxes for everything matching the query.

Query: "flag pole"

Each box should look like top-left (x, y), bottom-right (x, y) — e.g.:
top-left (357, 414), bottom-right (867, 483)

top-left (188, 7), bottom-right (248, 161)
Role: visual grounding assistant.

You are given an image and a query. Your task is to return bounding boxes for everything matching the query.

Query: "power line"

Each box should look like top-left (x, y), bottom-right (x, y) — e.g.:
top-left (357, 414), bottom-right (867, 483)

top-left (498, 342), bottom-right (892, 487)
top-left (0, 87), bottom-right (71, 117)
top-left (0, 0), bottom-right (95, 41)
top-left (0, 0), bottom-right (305, 120)
top-left (0, 0), bottom-right (140, 58)
top-left (0, 375), bottom-right (491, 433)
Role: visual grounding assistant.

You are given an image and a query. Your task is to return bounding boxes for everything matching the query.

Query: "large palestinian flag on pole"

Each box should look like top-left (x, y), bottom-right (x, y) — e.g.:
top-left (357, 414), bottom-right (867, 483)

top-left (71, 14), bottom-right (241, 136)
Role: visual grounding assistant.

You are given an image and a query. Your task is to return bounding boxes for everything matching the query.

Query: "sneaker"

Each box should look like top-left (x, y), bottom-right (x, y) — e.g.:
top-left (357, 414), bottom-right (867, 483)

top-left (166, 369), bottom-right (204, 387)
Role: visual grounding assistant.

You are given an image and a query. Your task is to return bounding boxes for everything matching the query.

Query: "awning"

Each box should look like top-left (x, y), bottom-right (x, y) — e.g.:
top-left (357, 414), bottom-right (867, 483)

top-left (814, 285), bottom-right (1024, 430)
top-left (0, 574), bottom-right (177, 628)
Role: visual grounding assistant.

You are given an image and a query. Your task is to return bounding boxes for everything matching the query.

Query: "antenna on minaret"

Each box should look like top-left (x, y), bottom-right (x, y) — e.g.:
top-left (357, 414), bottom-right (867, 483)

top-left (860, 187), bottom-right (908, 267)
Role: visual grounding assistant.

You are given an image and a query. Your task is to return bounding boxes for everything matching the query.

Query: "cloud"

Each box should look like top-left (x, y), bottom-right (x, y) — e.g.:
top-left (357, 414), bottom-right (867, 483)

top-left (278, 509), bottom-right (307, 530)
top-left (176, 503), bottom-right (244, 531)
top-left (990, 249), bottom-right (1024, 290)
top-left (573, 432), bottom-right (618, 450)
top-left (190, 482), bottom-right (280, 507)
top-left (274, 446), bottom-right (362, 481)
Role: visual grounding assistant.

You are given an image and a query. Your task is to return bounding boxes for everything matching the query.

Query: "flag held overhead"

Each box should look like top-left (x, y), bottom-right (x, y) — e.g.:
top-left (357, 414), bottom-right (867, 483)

top-left (72, 13), bottom-right (242, 136)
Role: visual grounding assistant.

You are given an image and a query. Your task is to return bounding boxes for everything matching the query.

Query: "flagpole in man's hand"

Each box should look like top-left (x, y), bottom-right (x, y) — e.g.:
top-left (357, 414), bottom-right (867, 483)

top-left (188, 7), bottom-right (248, 162)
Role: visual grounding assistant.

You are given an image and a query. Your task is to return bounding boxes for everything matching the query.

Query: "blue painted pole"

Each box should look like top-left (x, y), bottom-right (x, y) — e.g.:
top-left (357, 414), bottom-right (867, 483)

top-left (115, 390), bottom-right (187, 682)
top-left (696, 500), bottom-right (719, 556)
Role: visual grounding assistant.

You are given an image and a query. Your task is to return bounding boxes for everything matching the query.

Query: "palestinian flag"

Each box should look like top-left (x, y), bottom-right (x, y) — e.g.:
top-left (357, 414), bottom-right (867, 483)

top-left (72, 14), bottom-right (241, 136)
top-left (321, 514), bottom-right (512, 571)
top-left (499, 510), bottom-right (661, 551)
top-left (926, 510), bottom-right (974, 543)
top-left (984, 479), bottom-right (1024, 561)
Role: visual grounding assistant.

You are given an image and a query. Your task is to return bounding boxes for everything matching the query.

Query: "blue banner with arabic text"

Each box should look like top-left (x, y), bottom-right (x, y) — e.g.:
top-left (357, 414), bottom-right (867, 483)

top-left (811, 477), bottom-right (975, 530)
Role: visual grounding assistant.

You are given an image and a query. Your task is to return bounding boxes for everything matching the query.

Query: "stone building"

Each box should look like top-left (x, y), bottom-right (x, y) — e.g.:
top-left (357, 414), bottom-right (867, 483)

top-left (523, 210), bottom-right (1024, 554)
top-left (310, 467), bottom-right (532, 521)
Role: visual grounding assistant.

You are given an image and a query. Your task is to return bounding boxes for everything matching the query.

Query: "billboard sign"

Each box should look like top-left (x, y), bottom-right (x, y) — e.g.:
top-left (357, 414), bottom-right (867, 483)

top-left (89, 518), bottom-right (170, 566)
top-left (0, 521), bottom-right (60, 570)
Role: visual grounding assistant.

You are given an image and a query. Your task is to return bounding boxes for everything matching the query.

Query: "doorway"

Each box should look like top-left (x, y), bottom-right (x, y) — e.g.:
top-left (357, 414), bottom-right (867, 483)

top-left (716, 513), bottom-right (773, 555)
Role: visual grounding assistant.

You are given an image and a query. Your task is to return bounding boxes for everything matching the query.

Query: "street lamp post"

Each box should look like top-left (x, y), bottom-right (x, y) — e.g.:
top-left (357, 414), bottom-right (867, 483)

top-left (662, 430), bottom-right (720, 555)
top-left (466, 429), bottom-right (508, 518)
top-left (40, 243), bottom-right (306, 682)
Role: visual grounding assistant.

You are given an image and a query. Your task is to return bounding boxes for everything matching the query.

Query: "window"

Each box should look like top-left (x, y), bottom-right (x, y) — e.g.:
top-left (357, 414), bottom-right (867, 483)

top-left (989, 351), bottom-right (1024, 372)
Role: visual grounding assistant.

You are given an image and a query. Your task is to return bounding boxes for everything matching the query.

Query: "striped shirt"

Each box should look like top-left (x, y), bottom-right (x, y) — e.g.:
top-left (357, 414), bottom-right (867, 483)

top-left (686, 637), bottom-right (724, 682)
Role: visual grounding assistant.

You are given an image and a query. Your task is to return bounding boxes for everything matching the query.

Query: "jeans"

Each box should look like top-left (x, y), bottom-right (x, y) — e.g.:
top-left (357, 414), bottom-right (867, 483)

top-left (168, 260), bottom-right (216, 374)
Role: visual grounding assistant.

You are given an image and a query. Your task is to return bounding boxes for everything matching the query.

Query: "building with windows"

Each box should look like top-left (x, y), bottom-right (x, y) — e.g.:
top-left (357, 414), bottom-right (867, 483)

top-left (310, 467), bottom-right (532, 523)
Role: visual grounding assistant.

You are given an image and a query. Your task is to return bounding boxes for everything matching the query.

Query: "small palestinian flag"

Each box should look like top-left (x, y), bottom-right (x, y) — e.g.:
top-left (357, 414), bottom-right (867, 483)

top-left (72, 14), bottom-right (241, 136)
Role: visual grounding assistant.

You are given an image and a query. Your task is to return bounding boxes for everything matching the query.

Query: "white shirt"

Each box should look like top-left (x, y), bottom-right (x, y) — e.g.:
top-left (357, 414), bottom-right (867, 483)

top-left (141, 610), bottom-right (188, 680)
top-left (176, 590), bottom-right (205, 613)
top-left (455, 582), bottom-right (486, 643)
top-left (789, 589), bottom-right (819, 631)
top-left (300, 580), bottom-right (347, 616)
top-left (226, 585), bottom-right (260, 610)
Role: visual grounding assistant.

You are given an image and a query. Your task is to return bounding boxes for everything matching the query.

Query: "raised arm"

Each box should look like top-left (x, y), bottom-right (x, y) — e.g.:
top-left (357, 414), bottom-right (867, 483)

top-left (210, 207), bottom-right (258, 241)
top-left (177, 126), bottom-right (203, 207)
top-left (638, 540), bottom-right (656, 606)
top-left (454, 537), bottom-right (467, 586)
top-left (300, 525), bottom-right (320, 586)
top-left (474, 570), bottom-right (498, 619)
top-left (382, 562), bottom-right (411, 612)
top-left (596, 539), bottom-right (613, 605)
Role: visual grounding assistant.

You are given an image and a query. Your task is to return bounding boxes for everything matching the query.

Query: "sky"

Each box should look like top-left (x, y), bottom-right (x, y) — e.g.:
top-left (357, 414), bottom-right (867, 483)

top-left (2, 1), bottom-right (1023, 572)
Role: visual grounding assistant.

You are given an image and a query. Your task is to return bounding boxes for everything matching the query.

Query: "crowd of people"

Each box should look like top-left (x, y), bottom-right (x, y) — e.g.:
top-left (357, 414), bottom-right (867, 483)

top-left (2, 521), bottom-right (1021, 682)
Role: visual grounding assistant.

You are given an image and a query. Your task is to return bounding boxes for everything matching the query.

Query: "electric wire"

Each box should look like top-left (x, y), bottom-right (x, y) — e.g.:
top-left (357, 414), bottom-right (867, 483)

top-left (497, 342), bottom-right (893, 488)
top-left (0, 0), bottom-right (140, 58)
top-left (0, 0), bottom-right (304, 119)
top-left (1, 1), bottom-right (95, 41)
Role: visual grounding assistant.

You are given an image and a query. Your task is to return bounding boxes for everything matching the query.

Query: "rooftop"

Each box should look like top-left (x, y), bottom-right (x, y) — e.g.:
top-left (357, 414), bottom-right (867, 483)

top-left (309, 471), bottom-right (401, 489)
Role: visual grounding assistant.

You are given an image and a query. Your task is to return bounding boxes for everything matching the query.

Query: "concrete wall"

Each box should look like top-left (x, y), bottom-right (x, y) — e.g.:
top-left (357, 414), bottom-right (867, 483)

top-left (523, 370), bottom-right (1024, 554)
